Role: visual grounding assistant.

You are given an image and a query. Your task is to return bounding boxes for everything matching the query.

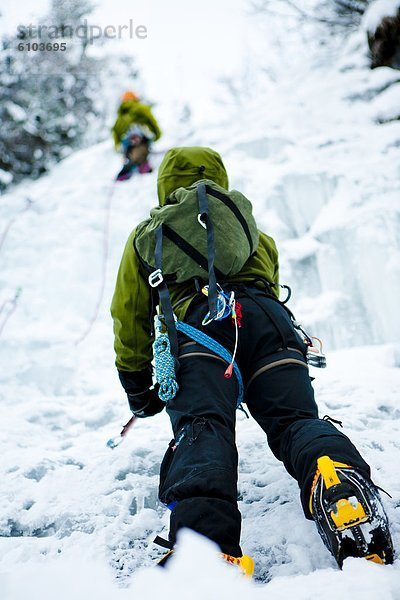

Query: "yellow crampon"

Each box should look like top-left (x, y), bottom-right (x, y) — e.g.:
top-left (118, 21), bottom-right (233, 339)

top-left (310, 456), bottom-right (368, 530)
top-left (310, 455), bottom-right (394, 566)
top-left (365, 553), bottom-right (385, 565)
top-left (221, 553), bottom-right (255, 578)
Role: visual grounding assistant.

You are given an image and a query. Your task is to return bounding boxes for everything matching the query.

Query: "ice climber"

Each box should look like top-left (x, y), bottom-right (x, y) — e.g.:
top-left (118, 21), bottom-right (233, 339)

top-left (112, 91), bottom-right (162, 181)
top-left (111, 146), bottom-right (394, 574)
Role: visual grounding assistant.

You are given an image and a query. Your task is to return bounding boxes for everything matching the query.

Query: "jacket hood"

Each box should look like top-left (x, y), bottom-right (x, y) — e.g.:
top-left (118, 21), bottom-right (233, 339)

top-left (157, 146), bottom-right (229, 205)
top-left (118, 99), bottom-right (139, 115)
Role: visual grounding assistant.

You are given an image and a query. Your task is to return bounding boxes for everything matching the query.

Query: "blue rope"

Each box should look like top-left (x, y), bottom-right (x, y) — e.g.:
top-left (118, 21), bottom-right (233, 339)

top-left (153, 331), bottom-right (179, 402)
top-left (153, 315), bottom-right (245, 409)
top-left (176, 321), bottom-right (244, 407)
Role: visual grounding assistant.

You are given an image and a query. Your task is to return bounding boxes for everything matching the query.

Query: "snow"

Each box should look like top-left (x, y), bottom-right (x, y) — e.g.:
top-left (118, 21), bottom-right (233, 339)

top-left (363, 0), bottom-right (400, 33)
top-left (4, 102), bottom-right (26, 122)
top-left (0, 170), bottom-right (13, 185)
top-left (1, 0), bottom-right (400, 596)
top-left (370, 82), bottom-right (400, 122)
top-left (2, 530), bottom-right (400, 599)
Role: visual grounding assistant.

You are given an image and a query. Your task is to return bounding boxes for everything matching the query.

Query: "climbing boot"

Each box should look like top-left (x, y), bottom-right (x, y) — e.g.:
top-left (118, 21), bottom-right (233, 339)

top-left (310, 456), bottom-right (394, 567)
top-left (221, 552), bottom-right (254, 577)
top-left (157, 549), bottom-right (254, 577)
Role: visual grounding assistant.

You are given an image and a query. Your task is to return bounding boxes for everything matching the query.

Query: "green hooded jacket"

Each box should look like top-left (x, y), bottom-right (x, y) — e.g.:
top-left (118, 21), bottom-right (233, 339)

top-left (112, 99), bottom-right (162, 149)
top-left (111, 147), bottom-right (279, 372)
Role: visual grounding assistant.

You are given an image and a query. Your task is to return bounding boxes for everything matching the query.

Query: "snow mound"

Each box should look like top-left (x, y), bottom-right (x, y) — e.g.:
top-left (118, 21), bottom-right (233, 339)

top-left (363, 0), bottom-right (400, 33)
top-left (3, 530), bottom-right (400, 600)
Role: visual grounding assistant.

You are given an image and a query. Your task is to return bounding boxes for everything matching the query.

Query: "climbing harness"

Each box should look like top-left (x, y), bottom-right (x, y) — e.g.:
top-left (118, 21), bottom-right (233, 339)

top-left (292, 320), bottom-right (327, 368)
top-left (152, 311), bottom-right (245, 409)
top-left (176, 319), bottom-right (244, 407)
top-left (147, 181), bottom-right (326, 418)
top-left (306, 336), bottom-right (326, 368)
top-left (201, 284), bottom-right (242, 378)
top-left (243, 282), bottom-right (326, 369)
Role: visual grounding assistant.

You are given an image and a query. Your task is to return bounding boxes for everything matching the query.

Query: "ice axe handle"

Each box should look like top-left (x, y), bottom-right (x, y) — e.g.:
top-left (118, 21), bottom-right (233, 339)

top-left (106, 415), bottom-right (138, 449)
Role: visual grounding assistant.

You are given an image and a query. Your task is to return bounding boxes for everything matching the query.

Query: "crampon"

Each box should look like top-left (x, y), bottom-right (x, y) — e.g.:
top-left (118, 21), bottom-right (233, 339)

top-left (310, 456), bottom-right (394, 567)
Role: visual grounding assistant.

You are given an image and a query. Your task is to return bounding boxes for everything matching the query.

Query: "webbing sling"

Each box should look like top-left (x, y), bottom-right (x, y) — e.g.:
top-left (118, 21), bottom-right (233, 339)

top-left (197, 182), bottom-right (218, 320)
top-left (162, 224), bottom-right (225, 281)
top-left (150, 183), bottom-right (219, 358)
top-left (153, 224), bottom-right (179, 358)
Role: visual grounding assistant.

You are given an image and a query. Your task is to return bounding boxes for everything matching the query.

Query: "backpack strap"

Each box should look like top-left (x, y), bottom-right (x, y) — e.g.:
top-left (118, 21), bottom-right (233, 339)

top-left (148, 224), bottom-right (180, 359)
top-left (161, 225), bottom-right (225, 281)
top-left (148, 183), bottom-right (221, 357)
top-left (197, 182), bottom-right (218, 320)
top-left (205, 184), bottom-right (255, 254)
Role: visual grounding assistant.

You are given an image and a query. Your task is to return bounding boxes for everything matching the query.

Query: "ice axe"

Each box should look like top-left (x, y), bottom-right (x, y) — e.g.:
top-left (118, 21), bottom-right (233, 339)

top-left (107, 415), bottom-right (138, 449)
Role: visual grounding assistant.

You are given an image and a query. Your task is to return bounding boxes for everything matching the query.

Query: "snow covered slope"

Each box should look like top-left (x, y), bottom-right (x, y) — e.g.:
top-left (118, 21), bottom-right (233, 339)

top-left (1, 1), bottom-right (400, 597)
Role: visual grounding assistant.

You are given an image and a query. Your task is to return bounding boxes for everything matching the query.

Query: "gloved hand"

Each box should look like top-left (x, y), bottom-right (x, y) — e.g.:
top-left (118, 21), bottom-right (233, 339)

top-left (127, 387), bottom-right (165, 418)
top-left (118, 368), bottom-right (165, 418)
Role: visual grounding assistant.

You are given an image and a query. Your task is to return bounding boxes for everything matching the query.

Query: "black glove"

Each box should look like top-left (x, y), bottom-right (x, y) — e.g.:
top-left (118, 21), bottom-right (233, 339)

top-left (127, 387), bottom-right (165, 418)
top-left (118, 368), bottom-right (165, 418)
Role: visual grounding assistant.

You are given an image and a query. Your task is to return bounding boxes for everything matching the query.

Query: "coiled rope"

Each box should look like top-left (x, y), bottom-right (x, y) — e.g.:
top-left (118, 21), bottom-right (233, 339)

top-left (154, 316), bottom-right (180, 402)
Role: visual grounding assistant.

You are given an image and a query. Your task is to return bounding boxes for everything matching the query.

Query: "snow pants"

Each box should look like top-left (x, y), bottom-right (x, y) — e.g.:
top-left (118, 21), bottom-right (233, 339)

top-left (158, 287), bottom-right (371, 556)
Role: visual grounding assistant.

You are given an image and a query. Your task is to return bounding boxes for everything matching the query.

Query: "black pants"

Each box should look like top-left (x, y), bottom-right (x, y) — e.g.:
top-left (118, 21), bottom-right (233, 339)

top-left (158, 288), bottom-right (370, 557)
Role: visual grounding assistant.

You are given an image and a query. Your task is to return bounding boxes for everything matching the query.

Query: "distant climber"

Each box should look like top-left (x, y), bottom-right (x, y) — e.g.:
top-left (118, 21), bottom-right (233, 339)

top-left (112, 91), bottom-right (162, 181)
